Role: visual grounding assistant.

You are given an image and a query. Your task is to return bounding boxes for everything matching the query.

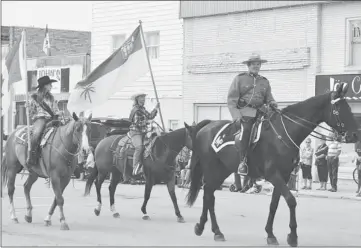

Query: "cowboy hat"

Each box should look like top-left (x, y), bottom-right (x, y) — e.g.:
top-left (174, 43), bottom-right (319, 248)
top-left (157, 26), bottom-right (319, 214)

top-left (242, 53), bottom-right (268, 64)
top-left (35, 76), bottom-right (57, 89)
top-left (131, 92), bottom-right (147, 100)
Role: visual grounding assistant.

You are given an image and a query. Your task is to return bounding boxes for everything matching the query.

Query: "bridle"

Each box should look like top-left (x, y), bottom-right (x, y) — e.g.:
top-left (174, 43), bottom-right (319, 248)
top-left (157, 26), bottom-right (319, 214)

top-left (268, 97), bottom-right (346, 150)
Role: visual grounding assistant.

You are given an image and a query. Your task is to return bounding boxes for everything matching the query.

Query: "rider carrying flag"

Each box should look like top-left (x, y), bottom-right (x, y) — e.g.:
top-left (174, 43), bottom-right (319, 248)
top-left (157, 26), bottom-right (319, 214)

top-left (129, 92), bottom-right (159, 176)
top-left (227, 53), bottom-right (278, 176)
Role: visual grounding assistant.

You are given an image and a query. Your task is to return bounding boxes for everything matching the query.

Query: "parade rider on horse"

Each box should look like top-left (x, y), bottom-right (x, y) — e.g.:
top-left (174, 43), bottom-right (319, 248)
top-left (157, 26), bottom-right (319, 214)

top-left (227, 53), bottom-right (278, 176)
top-left (129, 92), bottom-right (160, 176)
top-left (27, 75), bottom-right (62, 168)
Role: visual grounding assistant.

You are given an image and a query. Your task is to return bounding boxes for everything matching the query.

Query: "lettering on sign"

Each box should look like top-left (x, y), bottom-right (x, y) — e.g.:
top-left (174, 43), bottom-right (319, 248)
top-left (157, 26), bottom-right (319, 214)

top-left (329, 76), bottom-right (361, 95)
top-left (37, 68), bottom-right (62, 94)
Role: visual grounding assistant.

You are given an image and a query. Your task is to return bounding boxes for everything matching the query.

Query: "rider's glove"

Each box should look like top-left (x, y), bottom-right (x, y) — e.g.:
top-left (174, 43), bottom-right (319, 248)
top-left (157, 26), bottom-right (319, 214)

top-left (269, 101), bottom-right (278, 109)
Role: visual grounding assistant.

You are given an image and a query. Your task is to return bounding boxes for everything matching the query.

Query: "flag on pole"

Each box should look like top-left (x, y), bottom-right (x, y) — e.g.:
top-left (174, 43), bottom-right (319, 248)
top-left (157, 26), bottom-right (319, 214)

top-left (43, 24), bottom-right (51, 56)
top-left (1, 32), bottom-right (26, 116)
top-left (67, 24), bottom-right (148, 114)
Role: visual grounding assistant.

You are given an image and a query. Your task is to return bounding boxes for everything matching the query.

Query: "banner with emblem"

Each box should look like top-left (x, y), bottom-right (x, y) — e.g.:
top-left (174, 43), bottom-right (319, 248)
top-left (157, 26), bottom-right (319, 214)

top-left (67, 24), bottom-right (148, 114)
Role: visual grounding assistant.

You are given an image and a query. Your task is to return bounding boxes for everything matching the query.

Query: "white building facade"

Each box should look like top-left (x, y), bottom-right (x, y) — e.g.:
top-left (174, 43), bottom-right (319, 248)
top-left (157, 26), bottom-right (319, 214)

top-left (91, 1), bottom-right (183, 130)
top-left (180, 1), bottom-right (328, 124)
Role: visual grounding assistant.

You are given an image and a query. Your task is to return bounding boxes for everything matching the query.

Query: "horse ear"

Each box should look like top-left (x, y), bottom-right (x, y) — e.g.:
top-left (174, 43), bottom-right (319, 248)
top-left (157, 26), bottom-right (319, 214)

top-left (184, 122), bottom-right (190, 129)
top-left (72, 112), bottom-right (79, 121)
top-left (341, 83), bottom-right (349, 96)
top-left (88, 113), bottom-right (92, 121)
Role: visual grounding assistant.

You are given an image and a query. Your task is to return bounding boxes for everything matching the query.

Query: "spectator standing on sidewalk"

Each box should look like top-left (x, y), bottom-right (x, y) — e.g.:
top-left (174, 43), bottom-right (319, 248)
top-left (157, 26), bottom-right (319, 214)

top-left (353, 140), bottom-right (361, 197)
top-left (315, 136), bottom-right (329, 190)
top-left (300, 138), bottom-right (314, 190)
top-left (326, 132), bottom-right (342, 192)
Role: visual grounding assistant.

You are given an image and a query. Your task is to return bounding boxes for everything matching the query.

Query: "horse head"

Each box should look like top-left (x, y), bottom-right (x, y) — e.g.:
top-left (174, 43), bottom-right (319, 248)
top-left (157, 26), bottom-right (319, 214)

top-left (326, 82), bottom-right (359, 143)
top-left (184, 119), bottom-right (212, 150)
top-left (69, 112), bottom-right (93, 154)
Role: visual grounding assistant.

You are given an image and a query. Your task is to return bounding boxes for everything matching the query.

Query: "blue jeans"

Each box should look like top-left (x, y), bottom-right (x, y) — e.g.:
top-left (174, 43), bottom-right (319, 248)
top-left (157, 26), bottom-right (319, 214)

top-left (129, 130), bottom-right (145, 169)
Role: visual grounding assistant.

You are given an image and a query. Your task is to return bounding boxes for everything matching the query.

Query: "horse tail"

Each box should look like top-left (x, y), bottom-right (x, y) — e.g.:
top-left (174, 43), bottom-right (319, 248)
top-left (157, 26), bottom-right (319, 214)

top-left (1, 155), bottom-right (8, 198)
top-left (186, 153), bottom-right (203, 207)
top-left (84, 164), bottom-right (98, 196)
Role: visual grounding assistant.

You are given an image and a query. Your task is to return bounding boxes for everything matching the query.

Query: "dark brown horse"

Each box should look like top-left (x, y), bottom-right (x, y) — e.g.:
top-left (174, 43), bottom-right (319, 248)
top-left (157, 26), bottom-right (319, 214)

top-left (1, 113), bottom-right (92, 230)
top-left (84, 127), bottom-right (192, 222)
top-left (184, 83), bottom-right (359, 246)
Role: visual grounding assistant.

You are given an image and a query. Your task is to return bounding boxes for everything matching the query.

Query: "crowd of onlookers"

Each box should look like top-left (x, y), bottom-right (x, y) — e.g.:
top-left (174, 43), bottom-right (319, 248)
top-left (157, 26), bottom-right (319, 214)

top-left (299, 132), bottom-right (361, 197)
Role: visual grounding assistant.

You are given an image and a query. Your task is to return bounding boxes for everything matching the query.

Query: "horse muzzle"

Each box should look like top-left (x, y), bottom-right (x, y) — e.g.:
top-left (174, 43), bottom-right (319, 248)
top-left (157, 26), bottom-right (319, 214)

top-left (344, 132), bottom-right (358, 143)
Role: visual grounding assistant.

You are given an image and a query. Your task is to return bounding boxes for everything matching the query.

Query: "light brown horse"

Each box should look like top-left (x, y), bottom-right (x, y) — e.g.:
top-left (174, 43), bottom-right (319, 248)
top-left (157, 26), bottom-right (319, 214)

top-left (1, 113), bottom-right (92, 230)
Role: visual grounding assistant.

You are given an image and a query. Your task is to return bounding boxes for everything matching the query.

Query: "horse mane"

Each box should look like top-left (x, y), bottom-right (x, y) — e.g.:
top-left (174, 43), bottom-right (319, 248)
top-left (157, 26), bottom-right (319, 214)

top-left (281, 92), bottom-right (330, 115)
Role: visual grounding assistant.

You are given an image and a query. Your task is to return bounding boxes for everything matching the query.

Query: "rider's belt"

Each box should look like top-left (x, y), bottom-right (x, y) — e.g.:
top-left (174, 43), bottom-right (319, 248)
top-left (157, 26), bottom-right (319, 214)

top-left (237, 100), bottom-right (259, 109)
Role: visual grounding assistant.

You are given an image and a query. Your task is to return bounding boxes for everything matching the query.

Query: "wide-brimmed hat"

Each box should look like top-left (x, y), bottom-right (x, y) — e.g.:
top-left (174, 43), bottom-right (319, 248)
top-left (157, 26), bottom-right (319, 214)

top-left (35, 76), bottom-right (57, 89)
top-left (242, 53), bottom-right (268, 65)
top-left (131, 92), bottom-right (147, 100)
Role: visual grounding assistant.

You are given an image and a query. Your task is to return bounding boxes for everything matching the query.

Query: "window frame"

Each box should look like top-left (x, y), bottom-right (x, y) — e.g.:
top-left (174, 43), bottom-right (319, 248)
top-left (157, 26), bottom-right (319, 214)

top-left (144, 31), bottom-right (160, 60)
top-left (111, 34), bottom-right (127, 53)
top-left (345, 17), bottom-right (361, 71)
top-left (168, 119), bottom-right (179, 130)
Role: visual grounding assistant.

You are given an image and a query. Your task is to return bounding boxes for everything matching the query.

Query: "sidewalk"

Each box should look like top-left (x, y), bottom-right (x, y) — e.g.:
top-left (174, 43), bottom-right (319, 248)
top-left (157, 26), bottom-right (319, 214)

top-left (255, 179), bottom-right (361, 201)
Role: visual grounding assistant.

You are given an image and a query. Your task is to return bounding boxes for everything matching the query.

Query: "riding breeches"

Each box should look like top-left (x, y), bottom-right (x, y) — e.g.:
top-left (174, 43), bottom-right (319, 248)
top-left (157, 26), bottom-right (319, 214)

top-left (129, 130), bottom-right (145, 168)
top-left (31, 118), bottom-right (47, 151)
top-left (234, 117), bottom-right (255, 159)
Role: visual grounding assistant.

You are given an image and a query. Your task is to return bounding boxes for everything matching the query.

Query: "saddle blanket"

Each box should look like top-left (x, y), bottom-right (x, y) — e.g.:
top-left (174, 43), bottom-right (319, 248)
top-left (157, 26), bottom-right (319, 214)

top-left (211, 120), bottom-right (263, 153)
top-left (15, 126), bottom-right (55, 147)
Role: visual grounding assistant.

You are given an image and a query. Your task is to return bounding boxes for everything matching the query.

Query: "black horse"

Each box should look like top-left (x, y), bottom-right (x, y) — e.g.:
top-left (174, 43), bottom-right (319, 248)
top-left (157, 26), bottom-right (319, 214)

top-left (184, 83), bottom-right (359, 246)
top-left (84, 127), bottom-right (192, 222)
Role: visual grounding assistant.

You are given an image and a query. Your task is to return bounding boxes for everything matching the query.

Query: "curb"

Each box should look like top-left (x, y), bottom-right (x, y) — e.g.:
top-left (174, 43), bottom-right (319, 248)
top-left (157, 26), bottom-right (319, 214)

top-left (296, 192), bottom-right (361, 201)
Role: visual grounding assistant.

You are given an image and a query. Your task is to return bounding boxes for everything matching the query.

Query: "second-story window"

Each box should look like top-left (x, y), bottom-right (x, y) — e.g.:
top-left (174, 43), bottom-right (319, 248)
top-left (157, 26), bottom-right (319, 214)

top-left (112, 34), bottom-right (126, 53)
top-left (144, 31), bottom-right (160, 59)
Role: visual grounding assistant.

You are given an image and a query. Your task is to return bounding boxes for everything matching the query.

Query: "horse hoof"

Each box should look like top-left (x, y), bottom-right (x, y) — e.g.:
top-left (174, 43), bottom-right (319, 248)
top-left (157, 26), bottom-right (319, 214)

top-left (60, 223), bottom-right (70, 231)
top-left (142, 215), bottom-right (150, 220)
top-left (94, 208), bottom-right (100, 216)
top-left (267, 237), bottom-right (279, 246)
top-left (12, 218), bottom-right (19, 224)
top-left (25, 215), bottom-right (32, 223)
top-left (113, 212), bottom-right (120, 218)
top-left (287, 234), bottom-right (298, 247)
top-left (44, 220), bottom-right (52, 226)
top-left (194, 223), bottom-right (204, 236)
top-left (177, 216), bottom-right (185, 223)
top-left (214, 233), bottom-right (226, 242)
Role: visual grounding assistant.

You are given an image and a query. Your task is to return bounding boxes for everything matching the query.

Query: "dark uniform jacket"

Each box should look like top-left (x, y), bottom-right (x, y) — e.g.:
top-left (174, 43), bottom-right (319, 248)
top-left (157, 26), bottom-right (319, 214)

top-left (227, 72), bottom-right (276, 120)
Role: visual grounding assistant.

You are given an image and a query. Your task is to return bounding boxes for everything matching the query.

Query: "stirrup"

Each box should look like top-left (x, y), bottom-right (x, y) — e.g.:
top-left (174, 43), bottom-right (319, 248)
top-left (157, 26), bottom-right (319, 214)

top-left (133, 163), bottom-right (142, 176)
top-left (237, 161), bottom-right (248, 176)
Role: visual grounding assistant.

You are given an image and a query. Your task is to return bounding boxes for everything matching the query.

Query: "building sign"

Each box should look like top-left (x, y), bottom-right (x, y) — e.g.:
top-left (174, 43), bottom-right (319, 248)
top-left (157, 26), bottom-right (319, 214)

top-left (37, 68), bottom-right (62, 94)
top-left (315, 74), bottom-right (361, 101)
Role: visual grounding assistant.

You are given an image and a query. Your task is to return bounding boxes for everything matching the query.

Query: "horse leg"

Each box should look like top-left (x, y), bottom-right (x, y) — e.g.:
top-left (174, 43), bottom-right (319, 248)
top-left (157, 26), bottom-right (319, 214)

top-left (51, 176), bottom-right (71, 230)
top-left (265, 187), bottom-right (281, 246)
top-left (24, 172), bottom-right (39, 223)
top-left (194, 189), bottom-right (209, 237)
top-left (141, 177), bottom-right (153, 220)
top-left (109, 168), bottom-right (121, 218)
top-left (44, 198), bottom-right (57, 226)
top-left (268, 172), bottom-right (298, 247)
top-left (166, 173), bottom-right (184, 223)
top-left (205, 184), bottom-right (225, 242)
top-left (94, 172), bottom-right (106, 216)
top-left (6, 167), bottom-right (19, 223)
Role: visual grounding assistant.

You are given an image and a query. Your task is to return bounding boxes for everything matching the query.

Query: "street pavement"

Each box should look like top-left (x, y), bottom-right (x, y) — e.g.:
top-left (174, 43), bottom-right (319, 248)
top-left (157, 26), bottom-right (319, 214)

top-left (2, 176), bottom-right (361, 246)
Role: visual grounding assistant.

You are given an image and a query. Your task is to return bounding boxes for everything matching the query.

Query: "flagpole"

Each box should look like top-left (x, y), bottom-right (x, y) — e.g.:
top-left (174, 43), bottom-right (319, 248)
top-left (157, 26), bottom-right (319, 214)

top-left (138, 20), bottom-right (166, 131)
top-left (22, 30), bottom-right (31, 159)
top-left (0, 74), bottom-right (3, 164)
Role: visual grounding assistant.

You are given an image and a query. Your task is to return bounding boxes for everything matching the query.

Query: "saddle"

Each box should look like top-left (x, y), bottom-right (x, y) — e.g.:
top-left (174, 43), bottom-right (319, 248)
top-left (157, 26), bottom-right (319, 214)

top-left (111, 132), bottom-right (158, 166)
top-left (14, 125), bottom-right (56, 148)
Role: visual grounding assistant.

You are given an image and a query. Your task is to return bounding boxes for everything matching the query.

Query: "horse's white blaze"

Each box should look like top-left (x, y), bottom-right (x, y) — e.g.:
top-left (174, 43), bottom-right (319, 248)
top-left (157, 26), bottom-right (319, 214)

top-left (81, 124), bottom-right (90, 151)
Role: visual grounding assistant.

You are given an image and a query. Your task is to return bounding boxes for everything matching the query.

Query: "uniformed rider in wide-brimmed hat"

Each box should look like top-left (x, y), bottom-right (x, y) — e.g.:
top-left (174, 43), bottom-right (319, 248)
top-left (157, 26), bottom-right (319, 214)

top-left (227, 53), bottom-right (278, 176)
top-left (27, 76), bottom-right (62, 168)
top-left (129, 92), bottom-right (160, 176)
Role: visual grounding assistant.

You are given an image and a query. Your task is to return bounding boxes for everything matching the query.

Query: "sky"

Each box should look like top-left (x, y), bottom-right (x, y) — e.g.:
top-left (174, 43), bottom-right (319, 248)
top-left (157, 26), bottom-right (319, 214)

top-left (2, 1), bottom-right (93, 31)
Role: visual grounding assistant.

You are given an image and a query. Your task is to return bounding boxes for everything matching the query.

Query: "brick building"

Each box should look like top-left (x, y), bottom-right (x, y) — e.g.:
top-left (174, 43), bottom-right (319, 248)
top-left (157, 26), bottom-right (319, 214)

top-left (1, 25), bottom-right (91, 133)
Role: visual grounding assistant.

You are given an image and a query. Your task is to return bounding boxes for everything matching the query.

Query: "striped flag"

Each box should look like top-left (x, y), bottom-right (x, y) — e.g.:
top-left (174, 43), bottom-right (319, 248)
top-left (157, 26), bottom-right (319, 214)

top-left (42, 24), bottom-right (51, 56)
top-left (67, 24), bottom-right (149, 114)
top-left (1, 31), bottom-right (26, 116)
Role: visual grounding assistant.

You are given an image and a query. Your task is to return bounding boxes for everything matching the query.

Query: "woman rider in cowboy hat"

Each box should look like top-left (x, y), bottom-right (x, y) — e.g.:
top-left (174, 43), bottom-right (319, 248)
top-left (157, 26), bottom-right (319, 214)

top-left (129, 92), bottom-right (160, 176)
top-left (27, 76), bottom-right (62, 168)
top-left (227, 53), bottom-right (278, 176)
